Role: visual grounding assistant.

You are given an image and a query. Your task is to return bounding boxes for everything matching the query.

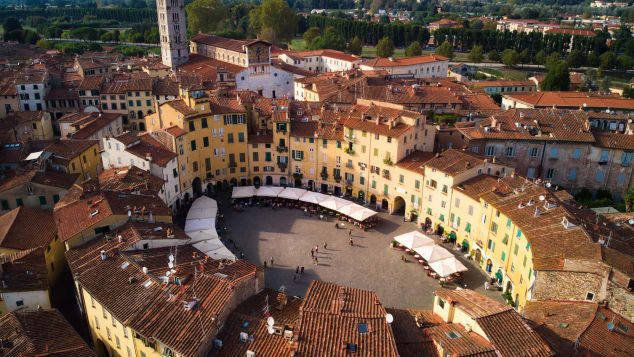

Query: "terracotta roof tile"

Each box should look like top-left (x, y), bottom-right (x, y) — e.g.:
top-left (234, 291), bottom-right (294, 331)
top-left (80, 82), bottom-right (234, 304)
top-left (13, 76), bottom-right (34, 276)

top-left (209, 96), bottom-right (246, 114)
top-left (84, 166), bottom-right (164, 195)
top-left (0, 207), bottom-right (56, 250)
top-left (362, 54), bottom-right (448, 67)
top-left (165, 99), bottom-right (197, 116)
top-left (505, 92), bottom-right (634, 110)
top-left (45, 139), bottom-right (99, 162)
top-left (125, 135), bottom-right (177, 167)
top-left (427, 323), bottom-right (496, 356)
top-left (424, 149), bottom-right (490, 177)
top-left (0, 309), bottom-right (95, 357)
top-left (591, 130), bottom-right (634, 150)
top-left (0, 168), bottom-right (78, 193)
top-left (386, 308), bottom-right (442, 357)
top-left (0, 248), bottom-right (49, 293)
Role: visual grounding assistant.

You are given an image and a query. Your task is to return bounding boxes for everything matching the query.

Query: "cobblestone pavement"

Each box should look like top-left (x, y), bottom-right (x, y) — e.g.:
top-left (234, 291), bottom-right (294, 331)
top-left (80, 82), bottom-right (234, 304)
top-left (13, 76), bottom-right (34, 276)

top-left (222, 202), bottom-right (506, 309)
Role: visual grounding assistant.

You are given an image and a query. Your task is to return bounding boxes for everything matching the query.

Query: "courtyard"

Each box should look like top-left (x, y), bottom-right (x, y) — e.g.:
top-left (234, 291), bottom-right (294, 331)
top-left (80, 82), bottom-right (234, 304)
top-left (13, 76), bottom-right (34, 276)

top-left (220, 197), bottom-right (506, 310)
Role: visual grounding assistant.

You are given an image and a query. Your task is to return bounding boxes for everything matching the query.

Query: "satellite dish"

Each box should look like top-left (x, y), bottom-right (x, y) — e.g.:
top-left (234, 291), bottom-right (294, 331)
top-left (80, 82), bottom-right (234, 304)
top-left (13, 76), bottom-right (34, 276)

top-left (386, 314), bottom-right (394, 324)
top-left (538, 195), bottom-right (545, 201)
top-left (267, 317), bottom-right (275, 327)
top-left (169, 254), bottom-right (175, 262)
top-left (168, 262), bottom-right (174, 269)
top-left (267, 326), bottom-right (275, 335)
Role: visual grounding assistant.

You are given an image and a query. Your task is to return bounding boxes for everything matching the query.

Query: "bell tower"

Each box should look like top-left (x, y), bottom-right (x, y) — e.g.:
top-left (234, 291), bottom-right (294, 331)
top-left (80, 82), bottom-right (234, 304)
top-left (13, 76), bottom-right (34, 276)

top-left (156, 0), bottom-right (188, 68)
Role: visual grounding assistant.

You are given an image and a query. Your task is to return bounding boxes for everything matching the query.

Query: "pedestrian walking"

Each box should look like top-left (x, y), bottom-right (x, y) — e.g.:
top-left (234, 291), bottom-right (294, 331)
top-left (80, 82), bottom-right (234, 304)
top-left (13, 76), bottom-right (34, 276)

top-left (270, 256), bottom-right (275, 266)
top-left (349, 229), bottom-right (352, 236)
top-left (300, 266), bottom-right (304, 274)
top-left (323, 242), bottom-right (327, 250)
top-left (315, 245), bottom-right (319, 253)
top-left (349, 237), bottom-right (354, 246)
top-left (296, 266), bottom-right (300, 274)
top-left (311, 248), bottom-right (314, 257)
top-left (315, 257), bottom-right (318, 265)
top-left (293, 273), bottom-right (296, 282)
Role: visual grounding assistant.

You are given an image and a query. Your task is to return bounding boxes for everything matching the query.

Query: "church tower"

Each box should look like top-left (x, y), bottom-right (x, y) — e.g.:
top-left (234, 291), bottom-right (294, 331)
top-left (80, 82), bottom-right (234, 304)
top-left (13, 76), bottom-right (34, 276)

top-left (156, 0), bottom-right (188, 68)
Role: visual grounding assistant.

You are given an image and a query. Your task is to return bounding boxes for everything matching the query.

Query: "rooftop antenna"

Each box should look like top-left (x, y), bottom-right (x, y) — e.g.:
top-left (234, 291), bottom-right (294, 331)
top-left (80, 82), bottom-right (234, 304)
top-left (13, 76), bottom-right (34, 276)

top-left (605, 231), bottom-right (612, 248)
top-left (262, 294), bottom-right (270, 316)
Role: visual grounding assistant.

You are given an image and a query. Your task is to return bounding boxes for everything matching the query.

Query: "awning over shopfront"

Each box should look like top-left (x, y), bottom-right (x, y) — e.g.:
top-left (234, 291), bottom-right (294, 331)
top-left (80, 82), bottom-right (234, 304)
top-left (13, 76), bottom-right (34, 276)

top-left (277, 187), bottom-right (307, 200)
top-left (231, 186), bottom-right (257, 199)
top-left (414, 245), bottom-right (455, 263)
top-left (429, 257), bottom-right (468, 277)
top-left (256, 186), bottom-right (285, 197)
top-left (394, 231), bottom-right (435, 250)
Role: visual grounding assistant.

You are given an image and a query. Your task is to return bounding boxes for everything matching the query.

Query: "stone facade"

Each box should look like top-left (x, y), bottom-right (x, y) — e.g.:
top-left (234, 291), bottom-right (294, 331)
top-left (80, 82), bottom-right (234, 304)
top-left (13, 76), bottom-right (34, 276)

top-left (156, 0), bottom-right (188, 68)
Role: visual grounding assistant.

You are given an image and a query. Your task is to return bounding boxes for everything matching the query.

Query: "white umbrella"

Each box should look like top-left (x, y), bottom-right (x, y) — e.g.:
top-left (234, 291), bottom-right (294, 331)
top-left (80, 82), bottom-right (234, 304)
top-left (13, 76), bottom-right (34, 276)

top-left (429, 257), bottom-right (468, 277)
top-left (186, 229), bottom-right (219, 242)
top-left (348, 207), bottom-right (377, 222)
top-left (299, 191), bottom-right (329, 204)
top-left (394, 231), bottom-right (435, 250)
top-left (184, 218), bottom-right (216, 233)
top-left (337, 204), bottom-right (361, 216)
top-left (319, 196), bottom-right (353, 211)
top-left (190, 196), bottom-right (217, 210)
top-left (187, 206), bottom-right (217, 220)
top-left (413, 245), bottom-right (454, 263)
top-left (232, 186), bottom-right (256, 199)
top-left (256, 186), bottom-right (284, 197)
top-left (277, 187), bottom-right (307, 200)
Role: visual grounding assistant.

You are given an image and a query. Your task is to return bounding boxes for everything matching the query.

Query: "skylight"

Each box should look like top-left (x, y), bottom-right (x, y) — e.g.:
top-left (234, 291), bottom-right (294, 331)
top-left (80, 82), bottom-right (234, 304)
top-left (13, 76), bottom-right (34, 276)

top-left (121, 262), bottom-right (129, 269)
top-left (358, 323), bottom-right (368, 334)
top-left (445, 331), bottom-right (461, 339)
top-left (143, 280), bottom-right (153, 288)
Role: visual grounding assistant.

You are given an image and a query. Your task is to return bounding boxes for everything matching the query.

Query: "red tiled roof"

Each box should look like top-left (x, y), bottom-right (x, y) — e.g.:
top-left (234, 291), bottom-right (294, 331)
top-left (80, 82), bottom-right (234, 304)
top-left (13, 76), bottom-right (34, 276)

top-left (69, 113), bottom-right (122, 140)
top-left (126, 135), bottom-right (177, 167)
top-left (165, 99), bottom-right (197, 116)
top-left (0, 207), bottom-right (56, 250)
top-left (0, 248), bottom-right (49, 293)
top-left (386, 308), bottom-right (443, 357)
top-left (546, 28), bottom-right (596, 36)
top-left (424, 149), bottom-right (491, 177)
top-left (361, 54), bottom-right (449, 67)
top-left (472, 80), bottom-right (536, 88)
top-left (505, 92), bottom-right (634, 110)
top-left (0, 309), bottom-right (95, 357)
top-left (84, 166), bottom-right (164, 195)
top-left (54, 191), bottom-right (171, 241)
top-left (45, 139), bottom-right (99, 162)
top-left (427, 323), bottom-right (497, 356)
top-left (294, 281), bottom-right (399, 357)
top-left (396, 150), bottom-right (436, 175)
top-left (191, 34), bottom-right (270, 54)
top-left (0, 168), bottom-right (78, 193)
top-left (209, 96), bottom-right (246, 114)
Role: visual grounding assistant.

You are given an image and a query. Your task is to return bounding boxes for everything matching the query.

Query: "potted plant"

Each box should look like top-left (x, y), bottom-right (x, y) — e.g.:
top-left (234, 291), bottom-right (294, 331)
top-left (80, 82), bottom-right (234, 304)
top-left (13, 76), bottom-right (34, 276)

top-left (292, 173), bottom-right (303, 181)
top-left (344, 147), bottom-right (355, 155)
top-left (320, 171), bottom-right (328, 180)
top-left (334, 175), bottom-right (342, 183)
top-left (383, 157), bottom-right (393, 165)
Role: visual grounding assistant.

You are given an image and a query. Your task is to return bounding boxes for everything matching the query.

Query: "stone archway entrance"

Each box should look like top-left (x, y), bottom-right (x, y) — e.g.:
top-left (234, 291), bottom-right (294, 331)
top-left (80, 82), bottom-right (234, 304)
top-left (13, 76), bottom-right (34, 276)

top-left (253, 176), bottom-right (261, 187)
top-left (192, 177), bottom-right (202, 197)
top-left (230, 178), bottom-right (238, 186)
top-left (308, 180), bottom-right (314, 190)
top-left (280, 177), bottom-right (287, 186)
top-left (370, 194), bottom-right (377, 205)
top-left (381, 199), bottom-right (389, 210)
top-left (392, 196), bottom-right (405, 215)
top-left (358, 190), bottom-right (365, 202)
top-left (265, 176), bottom-right (273, 185)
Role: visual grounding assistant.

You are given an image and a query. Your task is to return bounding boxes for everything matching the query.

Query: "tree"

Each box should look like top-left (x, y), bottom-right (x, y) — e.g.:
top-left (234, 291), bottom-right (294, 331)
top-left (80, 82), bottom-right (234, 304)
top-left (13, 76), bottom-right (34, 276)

top-left (583, 11), bottom-right (591, 20)
top-left (376, 36), bottom-right (394, 58)
top-left (501, 49), bottom-right (519, 67)
top-left (348, 36), bottom-right (362, 56)
top-left (488, 50), bottom-right (499, 62)
top-left (405, 41), bottom-right (422, 57)
top-left (322, 26), bottom-right (346, 51)
top-left (468, 45), bottom-right (483, 63)
top-left (586, 52), bottom-right (599, 67)
top-left (2, 17), bottom-right (21, 34)
top-left (545, 52), bottom-right (561, 70)
top-left (186, 0), bottom-right (228, 35)
top-left (617, 55), bottom-right (633, 70)
top-left (519, 49), bottom-right (530, 64)
top-left (22, 30), bottom-right (39, 45)
top-left (379, 15), bottom-right (390, 24)
top-left (599, 76), bottom-right (612, 93)
top-left (303, 27), bottom-right (320, 48)
top-left (566, 49), bottom-right (584, 69)
top-left (36, 39), bottom-right (52, 50)
top-left (4, 30), bottom-right (23, 43)
top-left (534, 50), bottom-right (546, 66)
top-left (470, 20), bottom-right (483, 30)
top-left (540, 60), bottom-right (570, 91)
top-left (599, 51), bottom-right (616, 70)
top-left (435, 41), bottom-right (454, 60)
top-left (249, 0), bottom-right (297, 44)
top-left (623, 86), bottom-right (634, 99)
top-left (625, 187), bottom-right (634, 212)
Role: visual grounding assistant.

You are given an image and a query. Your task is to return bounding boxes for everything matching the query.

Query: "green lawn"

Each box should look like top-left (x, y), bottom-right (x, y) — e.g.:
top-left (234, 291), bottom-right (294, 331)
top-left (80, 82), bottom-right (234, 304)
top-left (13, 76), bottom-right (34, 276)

top-left (478, 67), bottom-right (529, 80)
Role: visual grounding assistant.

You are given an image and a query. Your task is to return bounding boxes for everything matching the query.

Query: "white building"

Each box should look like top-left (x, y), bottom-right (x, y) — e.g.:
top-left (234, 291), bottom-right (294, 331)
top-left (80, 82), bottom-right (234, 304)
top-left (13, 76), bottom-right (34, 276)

top-left (190, 34), bottom-right (306, 98)
top-left (15, 71), bottom-right (50, 111)
top-left (156, 0), bottom-right (188, 68)
top-left (101, 132), bottom-right (181, 210)
top-left (277, 50), bottom-right (361, 73)
top-left (359, 55), bottom-right (450, 79)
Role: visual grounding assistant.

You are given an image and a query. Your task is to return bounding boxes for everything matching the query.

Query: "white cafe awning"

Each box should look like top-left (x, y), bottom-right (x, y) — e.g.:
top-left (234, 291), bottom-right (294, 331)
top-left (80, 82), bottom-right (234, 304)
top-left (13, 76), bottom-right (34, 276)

top-left (394, 231), bottom-right (435, 250)
top-left (232, 185), bottom-right (257, 199)
top-left (278, 187), bottom-right (308, 200)
top-left (429, 257), bottom-right (468, 277)
top-left (256, 186), bottom-right (285, 197)
top-left (319, 196), bottom-right (352, 211)
top-left (299, 191), bottom-right (329, 204)
top-left (413, 245), bottom-right (454, 263)
top-left (184, 218), bottom-right (216, 233)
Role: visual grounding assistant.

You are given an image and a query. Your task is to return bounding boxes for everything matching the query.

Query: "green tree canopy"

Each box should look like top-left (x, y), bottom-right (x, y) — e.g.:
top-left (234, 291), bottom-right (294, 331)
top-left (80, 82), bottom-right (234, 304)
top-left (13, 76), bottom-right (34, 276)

top-left (2, 17), bottom-right (21, 34)
top-left (186, 0), bottom-right (229, 35)
top-left (36, 39), bottom-right (52, 50)
top-left (435, 41), bottom-right (454, 60)
top-left (566, 49), bottom-right (584, 68)
top-left (303, 27), bottom-right (321, 48)
top-left (534, 50), bottom-right (546, 65)
top-left (376, 36), bottom-right (394, 58)
top-left (540, 60), bottom-right (570, 91)
top-left (501, 49), bottom-right (519, 67)
top-left (487, 50), bottom-right (499, 62)
top-left (249, 0), bottom-right (297, 44)
top-left (348, 36), bottom-right (362, 56)
top-left (405, 41), bottom-right (422, 57)
top-left (468, 45), bottom-right (483, 63)
top-left (618, 55), bottom-right (634, 70)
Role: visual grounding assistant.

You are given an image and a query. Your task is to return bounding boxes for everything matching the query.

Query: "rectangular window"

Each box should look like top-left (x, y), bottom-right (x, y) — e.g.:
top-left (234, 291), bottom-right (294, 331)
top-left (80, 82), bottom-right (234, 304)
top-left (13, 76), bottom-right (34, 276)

top-left (621, 152), bottom-right (632, 166)
top-left (514, 244), bottom-right (519, 255)
top-left (442, 185), bottom-right (448, 194)
top-left (238, 132), bottom-right (245, 142)
top-left (465, 222), bottom-right (471, 232)
top-left (523, 255), bottom-right (527, 267)
top-left (415, 180), bottom-right (420, 189)
top-left (617, 173), bottom-right (626, 185)
top-left (399, 174), bottom-right (404, 183)
top-left (551, 148), bottom-right (558, 159)
top-left (485, 145), bottom-right (496, 156)
top-left (201, 118), bottom-right (208, 128)
top-left (600, 150), bottom-right (609, 162)
top-left (502, 234), bottom-right (509, 245)
top-left (529, 147), bottom-right (539, 157)
top-left (501, 252), bottom-right (506, 262)
top-left (373, 148), bottom-right (378, 156)
top-left (371, 180), bottom-right (376, 189)
top-left (0, 200), bottom-right (8, 210)
top-left (227, 133), bottom-right (234, 143)
top-left (569, 168), bottom-right (577, 180)
top-left (573, 148), bottom-right (582, 159)
top-left (39, 196), bottom-right (47, 205)
top-left (383, 184), bottom-right (388, 195)
top-left (190, 140), bottom-right (196, 151)
top-left (203, 137), bottom-right (209, 147)
top-left (517, 229), bottom-right (522, 238)
top-left (595, 170), bottom-right (604, 182)
top-left (491, 222), bottom-right (498, 234)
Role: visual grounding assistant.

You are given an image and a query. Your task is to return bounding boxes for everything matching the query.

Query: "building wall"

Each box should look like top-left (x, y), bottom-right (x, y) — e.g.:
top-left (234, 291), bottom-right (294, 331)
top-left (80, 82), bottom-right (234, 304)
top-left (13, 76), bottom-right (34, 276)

top-left (17, 81), bottom-right (49, 111)
top-left (236, 66), bottom-right (294, 99)
top-left (0, 290), bottom-right (50, 314)
top-left (65, 142), bottom-right (102, 180)
top-left (0, 95), bottom-right (18, 118)
top-left (127, 90), bottom-right (155, 131)
top-left (157, 0), bottom-right (188, 68)
top-left (0, 183), bottom-right (73, 213)
top-left (359, 60), bottom-right (449, 78)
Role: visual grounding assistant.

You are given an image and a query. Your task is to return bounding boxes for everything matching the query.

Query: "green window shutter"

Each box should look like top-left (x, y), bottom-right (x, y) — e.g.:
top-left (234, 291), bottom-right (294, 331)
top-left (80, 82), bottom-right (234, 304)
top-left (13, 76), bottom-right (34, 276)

top-left (427, 208), bottom-right (432, 215)
top-left (502, 234), bottom-right (509, 245)
top-left (383, 184), bottom-right (388, 195)
top-left (501, 252), bottom-right (506, 262)
top-left (450, 213), bottom-right (455, 222)
top-left (514, 245), bottom-right (519, 255)
top-left (371, 180), bottom-right (376, 189)
top-left (300, 151), bottom-right (304, 160)
top-left (457, 217), bottom-right (460, 226)
top-left (411, 195), bottom-right (415, 203)
top-left (291, 150), bottom-right (296, 158)
top-left (360, 177), bottom-right (364, 185)
top-left (439, 214), bottom-right (444, 222)
top-left (465, 222), bottom-right (471, 232)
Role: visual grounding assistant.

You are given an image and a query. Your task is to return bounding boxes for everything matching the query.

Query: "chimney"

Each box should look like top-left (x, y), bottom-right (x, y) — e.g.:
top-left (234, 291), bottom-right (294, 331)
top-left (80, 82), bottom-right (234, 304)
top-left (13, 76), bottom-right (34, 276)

top-left (146, 152), bottom-right (152, 162)
top-left (534, 207), bottom-right (540, 217)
